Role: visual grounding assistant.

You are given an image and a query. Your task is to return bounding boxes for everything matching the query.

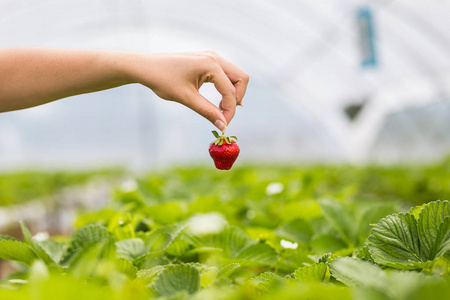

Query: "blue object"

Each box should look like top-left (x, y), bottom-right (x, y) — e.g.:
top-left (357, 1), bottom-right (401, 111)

top-left (357, 7), bottom-right (377, 68)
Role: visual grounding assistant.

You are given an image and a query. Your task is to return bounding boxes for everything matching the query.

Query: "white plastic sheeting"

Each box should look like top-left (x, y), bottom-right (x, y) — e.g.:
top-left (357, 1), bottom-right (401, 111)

top-left (0, 0), bottom-right (449, 169)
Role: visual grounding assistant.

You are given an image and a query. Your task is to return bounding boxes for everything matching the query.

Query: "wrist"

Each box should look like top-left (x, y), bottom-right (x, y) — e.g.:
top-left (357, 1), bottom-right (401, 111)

top-left (104, 50), bottom-right (141, 86)
top-left (110, 51), bottom-right (157, 87)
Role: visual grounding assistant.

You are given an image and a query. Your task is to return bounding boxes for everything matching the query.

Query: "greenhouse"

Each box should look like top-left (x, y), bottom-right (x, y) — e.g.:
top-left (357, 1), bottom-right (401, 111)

top-left (0, 1), bottom-right (450, 299)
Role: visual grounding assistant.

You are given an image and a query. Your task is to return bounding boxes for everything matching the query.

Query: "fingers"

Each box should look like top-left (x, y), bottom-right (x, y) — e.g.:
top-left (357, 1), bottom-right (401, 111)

top-left (184, 90), bottom-right (228, 132)
top-left (233, 78), bottom-right (249, 107)
top-left (212, 53), bottom-right (249, 106)
top-left (208, 65), bottom-right (237, 125)
top-left (150, 51), bottom-right (249, 130)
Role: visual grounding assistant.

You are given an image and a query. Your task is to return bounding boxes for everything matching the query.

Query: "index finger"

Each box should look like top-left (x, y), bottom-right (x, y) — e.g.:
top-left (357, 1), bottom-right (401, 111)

top-left (214, 55), bottom-right (250, 106)
top-left (208, 64), bottom-right (237, 125)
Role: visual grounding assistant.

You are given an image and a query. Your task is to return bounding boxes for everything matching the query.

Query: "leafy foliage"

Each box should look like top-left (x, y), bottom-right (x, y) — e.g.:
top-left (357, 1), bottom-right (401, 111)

top-left (275, 218), bottom-right (314, 243)
top-left (217, 263), bottom-right (240, 279)
top-left (0, 163), bottom-right (450, 299)
top-left (0, 169), bottom-right (122, 206)
top-left (154, 264), bottom-right (200, 296)
top-left (0, 239), bottom-right (37, 266)
top-left (330, 257), bottom-right (386, 288)
top-left (329, 257), bottom-right (444, 299)
top-left (294, 263), bottom-right (328, 282)
top-left (368, 200), bottom-right (450, 269)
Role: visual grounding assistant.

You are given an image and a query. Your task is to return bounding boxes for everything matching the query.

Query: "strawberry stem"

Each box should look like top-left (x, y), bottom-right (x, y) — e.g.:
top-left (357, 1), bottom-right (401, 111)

top-left (212, 131), bottom-right (220, 138)
top-left (211, 130), bottom-right (238, 145)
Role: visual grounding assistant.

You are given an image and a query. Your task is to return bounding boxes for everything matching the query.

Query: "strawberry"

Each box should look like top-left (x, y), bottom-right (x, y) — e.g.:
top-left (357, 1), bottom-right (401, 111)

top-left (209, 131), bottom-right (240, 170)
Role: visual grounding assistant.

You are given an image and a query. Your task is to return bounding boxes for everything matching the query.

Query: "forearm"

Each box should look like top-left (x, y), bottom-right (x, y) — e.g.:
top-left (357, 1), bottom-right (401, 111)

top-left (0, 47), bottom-right (132, 112)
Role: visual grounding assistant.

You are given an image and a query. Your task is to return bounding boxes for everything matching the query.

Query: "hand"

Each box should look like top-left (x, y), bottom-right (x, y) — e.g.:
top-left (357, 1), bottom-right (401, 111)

top-left (126, 51), bottom-right (249, 132)
top-left (0, 48), bottom-right (249, 132)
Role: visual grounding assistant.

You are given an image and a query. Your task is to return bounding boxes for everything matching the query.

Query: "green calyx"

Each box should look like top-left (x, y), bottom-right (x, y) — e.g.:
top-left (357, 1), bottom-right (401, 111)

top-left (211, 131), bottom-right (238, 146)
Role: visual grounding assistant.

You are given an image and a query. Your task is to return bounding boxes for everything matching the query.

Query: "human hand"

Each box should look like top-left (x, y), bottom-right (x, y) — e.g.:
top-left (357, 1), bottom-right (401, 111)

top-left (125, 51), bottom-right (249, 132)
top-left (0, 48), bottom-right (248, 131)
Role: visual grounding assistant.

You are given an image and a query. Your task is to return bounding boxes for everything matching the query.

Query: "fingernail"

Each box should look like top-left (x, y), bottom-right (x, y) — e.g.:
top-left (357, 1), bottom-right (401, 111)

top-left (214, 120), bottom-right (227, 132)
top-left (238, 102), bottom-right (244, 107)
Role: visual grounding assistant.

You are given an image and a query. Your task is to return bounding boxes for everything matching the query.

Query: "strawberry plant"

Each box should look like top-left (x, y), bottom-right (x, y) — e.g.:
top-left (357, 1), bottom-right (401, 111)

top-left (0, 163), bottom-right (449, 299)
top-left (0, 169), bottom-right (122, 206)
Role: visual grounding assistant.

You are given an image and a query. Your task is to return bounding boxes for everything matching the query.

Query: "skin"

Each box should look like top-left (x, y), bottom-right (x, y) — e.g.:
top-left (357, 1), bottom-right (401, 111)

top-left (0, 48), bottom-right (249, 132)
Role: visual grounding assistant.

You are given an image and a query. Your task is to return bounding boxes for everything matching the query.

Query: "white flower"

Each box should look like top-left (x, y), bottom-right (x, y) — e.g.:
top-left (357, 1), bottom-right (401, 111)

top-left (120, 179), bottom-right (138, 192)
top-left (266, 182), bottom-right (284, 195)
top-left (8, 279), bottom-right (28, 285)
top-left (32, 232), bottom-right (49, 242)
top-left (187, 212), bottom-right (226, 236)
top-left (280, 239), bottom-right (298, 249)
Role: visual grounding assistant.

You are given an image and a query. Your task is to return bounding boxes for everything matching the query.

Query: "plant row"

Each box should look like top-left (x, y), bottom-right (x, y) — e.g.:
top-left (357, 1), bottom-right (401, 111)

top-left (0, 164), bottom-right (449, 299)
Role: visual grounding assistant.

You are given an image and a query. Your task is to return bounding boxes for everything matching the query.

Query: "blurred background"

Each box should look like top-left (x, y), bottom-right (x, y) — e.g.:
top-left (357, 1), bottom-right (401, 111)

top-left (1, 0), bottom-right (450, 289)
top-left (1, 0), bottom-right (449, 170)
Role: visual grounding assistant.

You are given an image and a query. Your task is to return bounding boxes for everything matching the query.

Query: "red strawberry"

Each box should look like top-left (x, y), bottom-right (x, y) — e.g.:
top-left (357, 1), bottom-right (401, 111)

top-left (209, 131), bottom-right (240, 170)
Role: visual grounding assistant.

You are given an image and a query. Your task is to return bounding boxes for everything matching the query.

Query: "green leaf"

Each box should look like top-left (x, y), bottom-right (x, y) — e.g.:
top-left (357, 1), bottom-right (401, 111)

top-left (145, 224), bottom-right (184, 254)
top-left (293, 263), bottom-right (327, 282)
top-left (0, 239), bottom-right (38, 266)
top-left (220, 227), bottom-right (254, 258)
top-left (136, 265), bottom-right (165, 285)
top-left (416, 200), bottom-right (450, 259)
top-left (435, 217), bottom-right (450, 258)
top-left (276, 248), bottom-right (315, 273)
top-left (37, 240), bottom-right (68, 264)
top-left (116, 238), bottom-right (146, 261)
top-left (368, 213), bottom-right (424, 269)
top-left (200, 267), bottom-right (218, 287)
top-left (147, 232), bottom-right (173, 254)
top-left (329, 257), bottom-right (386, 288)
top-left (250, 272), bottom-right (288, 292)
top-left (235, 243), bottom-right (278, 266)
top-left (188, 226), bottom-right (253, 259)
top-left (309, 215), bottom-right (333, 236)
top-left (387, 270), bottom-right (442, 300)
top-left (311, 234), bottom-right (347, 253)
top-left (352, 287), bottom-right (389, 300)
top-left (138, 255), bottom-right (170, 270)
top-left (275, 218), bottom-right (313, 243)
top-left (61, 226), bottom-right (115, 268)
top-left (317, 252), bottom-right (337, 264)
top-left (148, 202), bottom-right (186, 225)
top-left (67, 241), bottom-right (112, 278)
top-left (217, 263), bottom-right (240, 279)
top-left (0, 235), bottom-right (17, 241)
top-left (212, 131), bottom-right (220, 138)
top-left (354, 244), bottom-right (372, 261)
top-left (230, 136), bottom-right (237, 141)
top-left (356, 202), bottom-right (399, 242)
top-left (318, 199), bottom-right (357, 245)
top-left (154, 264), bottom-right (201, 296)
top-left (183, 262), bottom-right (208, 272)
top-left (28, 260), bottom-right (50, 282)
top-left (409, 203), bottom-right (427, 218)
top-left (185, 247), bottom-right (223, 256)
top-left (165, 236), bottom-right (192, 257)
top-left (19, 221), bottom-right (57, 267)
top-left (71, 224), bottom-right (113, 250)
top-left (330, 257), bottom-right (441, 299)
top-left (367, 201), bottom-right (450, 269)
top-left (115, 257), bottom-right (137, 279)
top-left (19, 220), bottom-right (34, 244)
